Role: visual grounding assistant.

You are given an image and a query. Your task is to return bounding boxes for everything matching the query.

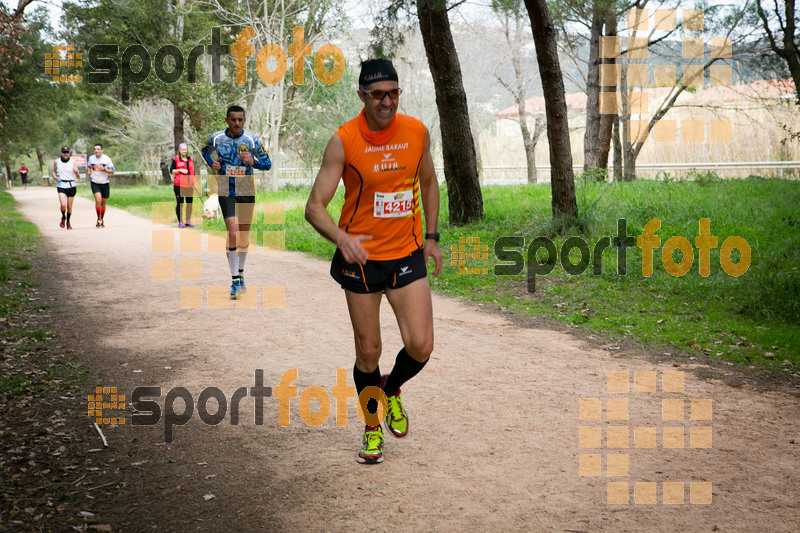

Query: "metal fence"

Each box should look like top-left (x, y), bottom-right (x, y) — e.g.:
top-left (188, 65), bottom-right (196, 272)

top-left (478, 161), bottom-right (800, 183)
top-left (111, 161), bottom-right (800, 188)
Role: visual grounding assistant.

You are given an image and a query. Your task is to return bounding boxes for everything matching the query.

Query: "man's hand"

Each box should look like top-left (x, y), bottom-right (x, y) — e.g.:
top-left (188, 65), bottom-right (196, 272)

top-left (211, 159), bottom-right (221, 172)
top-left (339, 234), bottom-right (372, 265)
top-left (424, 240), bottom-right (443, 277)
top-left (239, 148), bottom-right (254, 166)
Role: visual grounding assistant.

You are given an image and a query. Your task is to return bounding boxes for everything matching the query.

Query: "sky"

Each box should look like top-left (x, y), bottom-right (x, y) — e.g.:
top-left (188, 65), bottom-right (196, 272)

top-left (4, 0), bottom-right (64, 31)
top-left (4, 0), bottom-right (493, 35)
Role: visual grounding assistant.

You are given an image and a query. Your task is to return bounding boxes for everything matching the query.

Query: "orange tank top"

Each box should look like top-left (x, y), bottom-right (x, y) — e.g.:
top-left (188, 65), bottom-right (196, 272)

top-left (336, 110), bottom-right (426, 261)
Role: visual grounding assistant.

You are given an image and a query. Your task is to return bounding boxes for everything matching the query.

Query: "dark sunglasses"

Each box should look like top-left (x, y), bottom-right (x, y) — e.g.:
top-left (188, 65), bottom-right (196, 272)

top-left (363, 88), bottom-right (402, 101)
top-left (61, 150), bottom-right (70, 154)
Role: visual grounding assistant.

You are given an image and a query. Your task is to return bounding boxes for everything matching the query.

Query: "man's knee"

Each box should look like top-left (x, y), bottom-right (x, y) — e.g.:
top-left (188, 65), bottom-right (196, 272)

top-left (355, 342), bottom-right (382, 372)
top-left (406, 336), bottom-right (433, 362)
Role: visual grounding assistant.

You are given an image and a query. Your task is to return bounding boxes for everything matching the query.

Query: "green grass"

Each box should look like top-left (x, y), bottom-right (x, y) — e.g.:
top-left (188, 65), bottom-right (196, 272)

top-left (77, 184), bottom-right (314, 219)
top-left (434, 176), bottom-right (800, 374)
top-left (77, 184), bottom-right (175, 218)
top-left (0, 192), bottom-right (40, 321)
top-left (0, 191), bottom-right (90, 399)
top-left (97, 179), bottom-right (800, 376)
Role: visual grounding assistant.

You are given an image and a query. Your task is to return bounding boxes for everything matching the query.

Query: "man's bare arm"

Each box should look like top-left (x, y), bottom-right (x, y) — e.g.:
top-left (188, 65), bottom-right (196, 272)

top-left (419, 128), bottom-right (442, 276)
top-left (305, 134), bottom-right (371, 265)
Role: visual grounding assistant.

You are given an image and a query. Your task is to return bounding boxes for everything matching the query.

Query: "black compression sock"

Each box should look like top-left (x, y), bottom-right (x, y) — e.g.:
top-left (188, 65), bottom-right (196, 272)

top-left (353, 364), bottom-right (381, 417)
top-left (383, 347), bottom-right (428, 397)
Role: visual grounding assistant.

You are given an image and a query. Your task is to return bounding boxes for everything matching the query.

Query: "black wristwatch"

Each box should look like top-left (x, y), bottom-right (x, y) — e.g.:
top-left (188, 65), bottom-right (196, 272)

top-left (424, 232), bottom-right (440, 242)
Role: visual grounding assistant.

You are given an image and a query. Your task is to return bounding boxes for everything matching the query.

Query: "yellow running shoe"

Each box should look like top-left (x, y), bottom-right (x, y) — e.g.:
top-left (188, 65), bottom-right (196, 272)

top-left (381, 375), bottom-right (408, 438)
top-left (357, 425), bottom-right (384, 464)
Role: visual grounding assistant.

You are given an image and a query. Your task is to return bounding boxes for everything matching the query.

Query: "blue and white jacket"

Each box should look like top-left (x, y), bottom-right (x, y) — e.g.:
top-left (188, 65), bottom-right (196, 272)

top-left (201, 129), bottom-right (271, 196)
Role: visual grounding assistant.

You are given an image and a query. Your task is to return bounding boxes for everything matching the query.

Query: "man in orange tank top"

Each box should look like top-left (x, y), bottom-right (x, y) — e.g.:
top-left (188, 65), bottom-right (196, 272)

top-left (306, 59), bottom-right (443, 464)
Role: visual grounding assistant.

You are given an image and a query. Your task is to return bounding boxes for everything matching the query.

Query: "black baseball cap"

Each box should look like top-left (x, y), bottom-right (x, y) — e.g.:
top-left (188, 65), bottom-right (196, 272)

top-left (61, 146), bottom-right (70, 152)
top-left (359, 59), bottom-right (398, 87)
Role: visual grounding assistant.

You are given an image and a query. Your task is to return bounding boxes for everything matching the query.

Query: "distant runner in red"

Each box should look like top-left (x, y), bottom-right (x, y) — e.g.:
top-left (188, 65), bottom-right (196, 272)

top-left (87, 143), bottom-right (115, 228)
top-left (19, 165), bottom-right (28, 189)
top-left (170, 143), bottom-right (196, 228)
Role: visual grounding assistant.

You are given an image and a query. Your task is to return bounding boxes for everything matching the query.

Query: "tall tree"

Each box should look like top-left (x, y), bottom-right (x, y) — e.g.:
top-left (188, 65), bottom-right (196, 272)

top-left (582, 1), bottom-right (605, 171)
top-left (417, 0), bottom-right (483, 223)
top-left (63, 0), bottom-right (224, 149)
top-left (491, 0), bottom-right (545, 184)
top-left (615, 5), bottom-right (749, 180)
top-left (550, 0), bottom-right (621, 173)
top-left (523, 0), bottom-right (577, 223)
top-left (170, 0), bottom-right (187, 152)
top-left (0, 1), bottom-right (34, 124)
top-left (198, 0), bottom-right (348, 189)
top-left (596, 11), bottom-right (617, 171)
top-left (756, 0), bottom-right (800, 105)
top-left (370, 0), bottom-right (483, 223)
top-left (0, 6), bottom-right (68, 179)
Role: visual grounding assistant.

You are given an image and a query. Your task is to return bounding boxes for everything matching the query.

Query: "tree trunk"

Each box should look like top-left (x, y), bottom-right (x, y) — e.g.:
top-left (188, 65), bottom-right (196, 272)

top-left (5, 162), bottom-right (12, 186)
top-left (619, 55), bottom-right (636, 181)
top-left (513, 67), bottom-right (538, 185)
top-left (597, 12), bottom-right (617, 170)
top-left (170, 0), bottom-right (187, 154)
top-left (269, 89), bottom-right (283, 193)
top-left (532, 116), bottom-right (546, 181)
top-left (756, 0), bottom-right (800, 106)
top-left (623, 137), bottom-right (636, 181)
top-left (417, 0), bottom-right (483, 224)
top-left (506, 39), bottom-right (536, 184)
top-left (35, 146), bottom-right (46, 185)
top-left (121, 80), bottom-right (130, 104)
top-left (612, 114), bottom-right (622, 181)
top-left (521, 117), bottom-right (537, 184)
top-left (268, 76), bottom-right (285, 192)
top-left (523, 0), bottom-right (577, 222)
top-left (159, 157), bottom-right (171, 185)
top-left (470, 115), bottom-right (484, 185)
top-left (583, 9), bottom-right (603, 171)
top-left (173, 105), bottom-right (184, 153)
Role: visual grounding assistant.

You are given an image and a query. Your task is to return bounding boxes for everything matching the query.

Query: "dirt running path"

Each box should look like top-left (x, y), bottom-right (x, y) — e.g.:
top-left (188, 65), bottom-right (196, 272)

top-left (11, 188), bottom-right (800, 532)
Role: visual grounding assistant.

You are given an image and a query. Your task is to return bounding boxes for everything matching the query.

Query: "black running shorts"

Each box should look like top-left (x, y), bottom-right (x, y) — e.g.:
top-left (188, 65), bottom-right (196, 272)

top-left (330, 247), bottom-right (427, 293)
top-left (91, 182), bottom-right (110, 198)
top-left (218, 195), bottom-right (255, 221)
top-left (57, 186), bottom-right (76, 197)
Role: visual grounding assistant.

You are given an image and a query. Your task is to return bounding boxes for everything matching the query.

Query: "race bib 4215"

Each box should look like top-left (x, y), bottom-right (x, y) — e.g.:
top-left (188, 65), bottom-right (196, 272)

top-left (374, 190), bottom-right (413, 218)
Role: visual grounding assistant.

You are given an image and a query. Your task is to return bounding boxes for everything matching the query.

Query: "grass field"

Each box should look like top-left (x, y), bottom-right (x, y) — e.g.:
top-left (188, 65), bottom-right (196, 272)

top-left (82, 177), bottom-right (800, 375)
top-left (0, 192), bottom-right (89, 400)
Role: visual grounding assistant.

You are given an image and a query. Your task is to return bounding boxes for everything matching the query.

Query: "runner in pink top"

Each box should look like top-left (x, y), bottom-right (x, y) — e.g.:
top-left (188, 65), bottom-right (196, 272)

top-left (169, 143), bottom-right (196, 228)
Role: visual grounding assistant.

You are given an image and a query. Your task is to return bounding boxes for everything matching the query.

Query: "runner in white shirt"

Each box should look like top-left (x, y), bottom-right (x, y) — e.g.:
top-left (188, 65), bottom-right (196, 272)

top-left (87, 143), bottom-right (115, 228)
top-left (52, 146), bottom-right (80, 230)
